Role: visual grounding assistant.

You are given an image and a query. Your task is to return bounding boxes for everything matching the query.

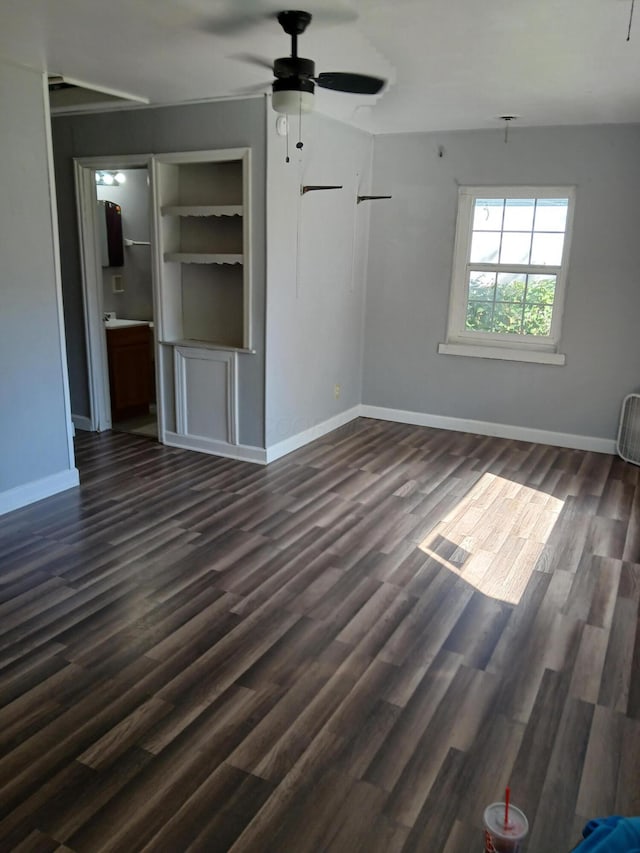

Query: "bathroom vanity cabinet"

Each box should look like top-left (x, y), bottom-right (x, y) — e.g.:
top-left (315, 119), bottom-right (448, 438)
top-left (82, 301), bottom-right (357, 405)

top-left (106, 323), bottom-right (152, 421)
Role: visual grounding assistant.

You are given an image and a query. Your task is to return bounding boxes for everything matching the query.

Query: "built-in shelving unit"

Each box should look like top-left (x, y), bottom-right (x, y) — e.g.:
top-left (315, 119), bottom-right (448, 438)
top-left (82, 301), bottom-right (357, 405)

top-left (153, 149), bottom-right (251, 350)
top-left (152, 148), bottom-right (252, 452)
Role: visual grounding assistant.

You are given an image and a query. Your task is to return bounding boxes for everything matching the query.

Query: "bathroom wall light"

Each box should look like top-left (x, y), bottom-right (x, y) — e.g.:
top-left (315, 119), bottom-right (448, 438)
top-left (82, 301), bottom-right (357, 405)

top-left (95, 171), bottom-right (126, 186)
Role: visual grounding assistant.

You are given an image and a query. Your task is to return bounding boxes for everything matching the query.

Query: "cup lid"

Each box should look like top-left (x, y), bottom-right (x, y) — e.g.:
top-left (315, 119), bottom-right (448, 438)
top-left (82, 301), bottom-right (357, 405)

top-left (483, 803), bottom-right (529, 840)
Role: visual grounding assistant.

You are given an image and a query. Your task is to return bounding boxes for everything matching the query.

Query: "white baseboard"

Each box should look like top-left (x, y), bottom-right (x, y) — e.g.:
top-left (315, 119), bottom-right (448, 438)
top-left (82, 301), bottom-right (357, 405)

top-left (359, 405), bottom-right (617, 455)
top-left (164, 432), bottom-right (267, 464)
top-left (266, 406), bottom-right (361, 463)
top-left (0, 467), bottom-right (80, 516)
top-left (72, 414), bottom-right (93, 432)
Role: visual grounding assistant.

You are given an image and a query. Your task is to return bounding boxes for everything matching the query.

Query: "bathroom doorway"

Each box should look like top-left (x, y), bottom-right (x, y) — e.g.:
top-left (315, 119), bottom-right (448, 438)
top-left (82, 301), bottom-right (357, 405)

top-left (75, 155), bottom-right (160, 440)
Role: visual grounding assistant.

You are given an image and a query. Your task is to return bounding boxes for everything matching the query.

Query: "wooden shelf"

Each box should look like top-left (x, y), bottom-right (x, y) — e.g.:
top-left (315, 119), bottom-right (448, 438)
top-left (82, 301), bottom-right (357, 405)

top-left (160, 338), bottom-right (256, 353)
top-left (161, 205), bottom-right (243, 218)
top-left (163, 252), bottom-right (243, 265)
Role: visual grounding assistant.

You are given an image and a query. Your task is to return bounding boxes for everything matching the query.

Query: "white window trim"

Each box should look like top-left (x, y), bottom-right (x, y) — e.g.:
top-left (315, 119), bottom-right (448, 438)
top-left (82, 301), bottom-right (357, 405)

top-left (439, 185), bottom-right (576, 365)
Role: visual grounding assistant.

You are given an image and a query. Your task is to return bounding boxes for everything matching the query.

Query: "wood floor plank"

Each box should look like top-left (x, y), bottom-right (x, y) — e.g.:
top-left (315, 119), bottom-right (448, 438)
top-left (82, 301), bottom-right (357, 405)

top-left (384, 666), bottom-right (498, 828)
top-left (509, 667), bottom-right (573, 829)
top-left (526, 698), bottom-right (594, 853)
top-left (615, 716), bottom-right (640, 815)
top-left (569, 623), bottom-right (610, 704)
top-left (37, 748), bottom-right (153, 843)
top-left (576, 705), bottom-right (625, 819)
top-left (0, 421), bottom-right (638, 851)
top-left (400, 747), bottom-right (467, 851)
top-left (155, 766), bottom-right (274, 853)
top-left (598, 595), bottom-right (637, 713)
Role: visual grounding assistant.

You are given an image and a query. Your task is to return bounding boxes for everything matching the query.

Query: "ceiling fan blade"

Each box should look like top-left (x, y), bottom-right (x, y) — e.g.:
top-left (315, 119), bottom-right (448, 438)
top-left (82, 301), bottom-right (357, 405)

top-left (202, 12), bottom-right (265, 35)
top-left (231, 52), bottom-right (274, 72)
top-left (233, 82), bottom-right (272, 94)
top-left (316, 72), bottom-right (385, 95)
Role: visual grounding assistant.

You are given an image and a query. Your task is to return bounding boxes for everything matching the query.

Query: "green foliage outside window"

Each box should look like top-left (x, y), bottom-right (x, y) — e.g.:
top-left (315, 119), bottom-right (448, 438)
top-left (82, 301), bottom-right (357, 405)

top-left (465, 275), bottom-right (556, 336)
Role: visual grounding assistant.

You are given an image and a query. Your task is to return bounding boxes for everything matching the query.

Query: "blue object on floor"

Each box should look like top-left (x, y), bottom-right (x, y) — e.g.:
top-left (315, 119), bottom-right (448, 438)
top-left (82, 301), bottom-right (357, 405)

top-left (574, 816), bottom-right (640, 852)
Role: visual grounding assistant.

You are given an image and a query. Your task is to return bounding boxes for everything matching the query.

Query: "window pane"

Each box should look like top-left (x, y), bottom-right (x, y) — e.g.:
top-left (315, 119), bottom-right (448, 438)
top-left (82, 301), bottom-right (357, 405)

top-left (534, 198), bottom-right (568, 232)
top-left (466, 301), bottom-right (493, 331)
top-left (473, 199), bottom-right (504, 231)
top-left (470, 231), bottom-right (501, 263)
top-left (493, 302), bottom-right (524, 334)
top-left (455, 188), bottom-right (570, 347)
top-left (503, 198), bottom-right (535, 231)
top-left (526, 275), bottom-right (556, 305)
top-left (496, 273), bottom-right (525, 303)
top-left (522, 304), bottom-right (553, 336)
top-left (530, 232), bottom-right (564, 265)
top-left (500, 232), bottom-right (531, 264)
top-left (468, 271), bottom-right (496, 301)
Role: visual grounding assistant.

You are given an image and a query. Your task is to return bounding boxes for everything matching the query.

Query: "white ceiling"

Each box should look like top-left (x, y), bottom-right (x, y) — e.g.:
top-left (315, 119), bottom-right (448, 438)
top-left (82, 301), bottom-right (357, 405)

top-left (2, 0), bottom-right (640, 133)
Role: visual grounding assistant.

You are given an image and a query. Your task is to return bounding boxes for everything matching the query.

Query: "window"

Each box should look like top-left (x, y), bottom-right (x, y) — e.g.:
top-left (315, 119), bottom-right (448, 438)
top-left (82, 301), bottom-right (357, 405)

top-left (439, 186), bottom-right (575, 365)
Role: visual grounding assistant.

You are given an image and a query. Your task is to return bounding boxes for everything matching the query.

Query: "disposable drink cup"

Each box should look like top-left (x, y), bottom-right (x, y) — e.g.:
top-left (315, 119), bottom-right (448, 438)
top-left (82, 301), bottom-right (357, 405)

top-left (483, 802), bottom-right (529, 853)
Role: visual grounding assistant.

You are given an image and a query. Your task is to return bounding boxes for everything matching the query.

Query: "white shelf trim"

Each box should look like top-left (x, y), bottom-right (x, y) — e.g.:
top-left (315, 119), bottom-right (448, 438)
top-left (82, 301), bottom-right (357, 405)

top-left (163, 252), bottom-right (243, 265)
top-left (161, 204), bottom-right (243, 217)
top-left (160, 338), bottom-right (256, 353)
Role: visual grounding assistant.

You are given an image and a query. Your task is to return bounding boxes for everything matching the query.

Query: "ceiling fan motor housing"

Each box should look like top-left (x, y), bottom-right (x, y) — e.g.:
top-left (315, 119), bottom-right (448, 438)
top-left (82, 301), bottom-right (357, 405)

top-left (274, 56), bottom-right (315, 79)
top-left (273, 75), bottom-right (314, 95)
top-left (277, 10), bottom-right (312, 36)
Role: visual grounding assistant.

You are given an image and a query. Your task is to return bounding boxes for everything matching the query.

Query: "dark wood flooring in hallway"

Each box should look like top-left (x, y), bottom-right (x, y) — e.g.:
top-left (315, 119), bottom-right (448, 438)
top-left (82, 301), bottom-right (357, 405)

top-left (0, 418), bottom-right (639, 852)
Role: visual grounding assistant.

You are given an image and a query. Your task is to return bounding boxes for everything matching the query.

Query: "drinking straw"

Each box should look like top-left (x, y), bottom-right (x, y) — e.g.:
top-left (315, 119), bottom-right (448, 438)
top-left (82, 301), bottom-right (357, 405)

top-left (504, 786), bottom-right (510, 828)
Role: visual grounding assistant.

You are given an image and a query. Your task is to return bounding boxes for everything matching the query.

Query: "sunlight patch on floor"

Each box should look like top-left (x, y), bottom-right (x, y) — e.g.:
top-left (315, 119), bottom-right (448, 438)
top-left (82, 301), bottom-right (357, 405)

top-left (417, 472), bottom-right (565, 604)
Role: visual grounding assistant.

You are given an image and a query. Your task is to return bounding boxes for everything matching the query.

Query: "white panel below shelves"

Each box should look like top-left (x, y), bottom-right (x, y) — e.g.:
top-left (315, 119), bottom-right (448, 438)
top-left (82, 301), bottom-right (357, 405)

top-left (174, 346), bottom-right (238, 445)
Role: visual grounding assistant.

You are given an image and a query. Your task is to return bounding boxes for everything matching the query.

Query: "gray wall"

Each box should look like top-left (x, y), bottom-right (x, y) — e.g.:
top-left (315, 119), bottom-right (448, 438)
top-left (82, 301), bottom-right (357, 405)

top-left (52, 97), bottom-right (266, 447)
top-left (265, 111), bottom-right (373, 447)
top-left (97, 168), bottom-right (153, 320)
top-left (0, 62), bottom-right (74, 493)
top-left (363, 125), bottom-right (640, 440)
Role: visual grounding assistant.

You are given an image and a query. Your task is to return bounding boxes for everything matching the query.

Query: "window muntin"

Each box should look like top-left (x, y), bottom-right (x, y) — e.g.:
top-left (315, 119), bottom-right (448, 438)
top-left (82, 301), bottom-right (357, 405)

top-left (446, 187), bottom-right (575, 354)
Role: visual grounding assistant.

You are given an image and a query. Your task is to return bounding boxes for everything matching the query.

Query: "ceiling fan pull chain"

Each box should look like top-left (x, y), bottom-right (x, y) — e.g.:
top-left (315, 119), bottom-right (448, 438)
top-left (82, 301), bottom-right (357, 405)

top-left (286, 117), bottom-right (290, 163)
top-left (296, 94), bottom-right (304, 150)
top-left (628, 0), bottom-right (635, 41)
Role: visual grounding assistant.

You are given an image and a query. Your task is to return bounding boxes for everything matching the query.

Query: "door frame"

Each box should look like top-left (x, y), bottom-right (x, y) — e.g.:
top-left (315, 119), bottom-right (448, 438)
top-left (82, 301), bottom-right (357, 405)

top-left (74, 154), bottom-right (154, 431)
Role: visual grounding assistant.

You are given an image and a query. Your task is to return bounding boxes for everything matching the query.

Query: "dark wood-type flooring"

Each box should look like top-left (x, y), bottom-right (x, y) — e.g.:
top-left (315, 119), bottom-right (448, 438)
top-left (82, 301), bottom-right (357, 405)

top-left (1, 418), bottom-right (639, 852)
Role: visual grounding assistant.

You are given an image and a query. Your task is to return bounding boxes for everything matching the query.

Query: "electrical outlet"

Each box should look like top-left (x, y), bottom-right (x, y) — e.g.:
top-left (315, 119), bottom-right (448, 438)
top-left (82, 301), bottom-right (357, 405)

top-left (334, 384), bottom-right (341, 400)
top-left (112, 274), bottom-right (124, 293)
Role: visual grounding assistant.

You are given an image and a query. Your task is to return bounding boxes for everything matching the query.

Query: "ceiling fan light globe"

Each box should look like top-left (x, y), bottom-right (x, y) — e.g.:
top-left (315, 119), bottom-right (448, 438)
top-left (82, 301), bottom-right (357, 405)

top-left (272, 76), bottom-right (315, 114)
top-left (272, 89), bottom-right (314, 113)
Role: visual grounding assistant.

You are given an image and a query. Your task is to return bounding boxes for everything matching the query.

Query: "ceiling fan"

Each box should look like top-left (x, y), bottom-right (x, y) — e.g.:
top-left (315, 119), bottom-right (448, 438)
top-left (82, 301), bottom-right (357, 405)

top-left (240, 10), bottom-right (386, 114)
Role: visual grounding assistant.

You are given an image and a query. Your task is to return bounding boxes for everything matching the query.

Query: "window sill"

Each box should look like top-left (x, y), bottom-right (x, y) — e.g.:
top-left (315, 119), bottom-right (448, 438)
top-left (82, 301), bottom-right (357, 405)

top-left (437, 342), bottom-right (566, 365)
